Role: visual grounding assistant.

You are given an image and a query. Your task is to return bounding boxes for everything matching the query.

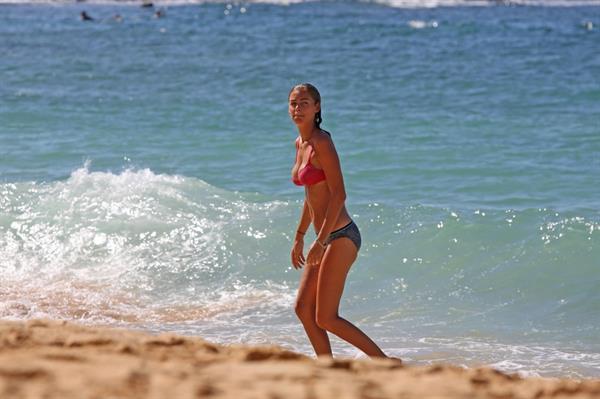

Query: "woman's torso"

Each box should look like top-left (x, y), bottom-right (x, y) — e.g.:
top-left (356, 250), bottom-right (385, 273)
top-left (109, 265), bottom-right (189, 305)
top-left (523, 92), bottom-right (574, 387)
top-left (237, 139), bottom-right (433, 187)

top-left (291, 131), bottom-right (352, 235)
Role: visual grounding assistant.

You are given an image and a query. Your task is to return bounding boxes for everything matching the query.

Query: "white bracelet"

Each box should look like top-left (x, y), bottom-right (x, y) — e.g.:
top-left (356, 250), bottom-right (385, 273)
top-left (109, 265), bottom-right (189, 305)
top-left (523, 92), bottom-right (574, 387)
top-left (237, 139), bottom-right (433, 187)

top-left (316, 238), bottom-right (327, 249)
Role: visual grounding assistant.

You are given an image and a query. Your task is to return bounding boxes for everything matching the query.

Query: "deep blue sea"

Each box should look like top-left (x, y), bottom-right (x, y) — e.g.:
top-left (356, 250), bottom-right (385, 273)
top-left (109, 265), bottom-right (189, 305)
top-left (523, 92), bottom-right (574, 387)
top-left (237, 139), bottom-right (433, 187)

top-left (1, 0), bottom-right (599, 378)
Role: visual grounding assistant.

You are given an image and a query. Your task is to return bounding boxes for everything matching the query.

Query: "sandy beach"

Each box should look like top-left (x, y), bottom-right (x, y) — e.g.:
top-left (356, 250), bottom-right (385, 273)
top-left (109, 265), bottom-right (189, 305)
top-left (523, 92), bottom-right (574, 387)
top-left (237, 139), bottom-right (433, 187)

top-left (0, 319), bottom-right (598, 399)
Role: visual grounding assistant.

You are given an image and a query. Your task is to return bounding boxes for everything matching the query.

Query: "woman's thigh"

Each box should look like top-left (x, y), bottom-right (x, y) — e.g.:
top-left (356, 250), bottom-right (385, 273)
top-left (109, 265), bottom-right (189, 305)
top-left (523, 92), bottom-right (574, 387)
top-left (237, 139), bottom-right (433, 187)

top-left (296, 263), bottom-right (321, 308)
top-left (316, 237), bottom-right (358, 317)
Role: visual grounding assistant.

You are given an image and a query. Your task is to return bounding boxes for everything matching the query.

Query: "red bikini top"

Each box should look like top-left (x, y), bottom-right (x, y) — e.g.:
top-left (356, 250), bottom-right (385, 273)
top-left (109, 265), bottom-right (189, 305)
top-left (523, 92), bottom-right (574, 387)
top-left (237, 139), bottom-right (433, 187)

top-left (292, 137), bottom-right (326, 186)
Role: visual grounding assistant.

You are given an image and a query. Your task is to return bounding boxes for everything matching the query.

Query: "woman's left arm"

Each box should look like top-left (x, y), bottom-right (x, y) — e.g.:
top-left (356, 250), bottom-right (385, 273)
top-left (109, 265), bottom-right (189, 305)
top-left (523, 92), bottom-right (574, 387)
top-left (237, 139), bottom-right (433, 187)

top-left (315, 137), bottom-right (346, 244)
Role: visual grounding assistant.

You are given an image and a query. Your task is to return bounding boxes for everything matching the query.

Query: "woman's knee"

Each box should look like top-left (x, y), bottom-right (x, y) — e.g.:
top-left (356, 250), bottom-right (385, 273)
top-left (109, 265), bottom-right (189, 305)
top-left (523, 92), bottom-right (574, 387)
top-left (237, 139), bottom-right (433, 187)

top-left (294, 300), bottom-right (314, 321)
top-left (315, 312), bottom-right (338, 331)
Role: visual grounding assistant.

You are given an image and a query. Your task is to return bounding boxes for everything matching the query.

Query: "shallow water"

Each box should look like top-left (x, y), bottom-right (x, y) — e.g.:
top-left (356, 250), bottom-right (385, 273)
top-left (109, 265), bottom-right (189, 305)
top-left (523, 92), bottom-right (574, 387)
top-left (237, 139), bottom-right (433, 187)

top-left (1, 0), bottom-right (599, 377)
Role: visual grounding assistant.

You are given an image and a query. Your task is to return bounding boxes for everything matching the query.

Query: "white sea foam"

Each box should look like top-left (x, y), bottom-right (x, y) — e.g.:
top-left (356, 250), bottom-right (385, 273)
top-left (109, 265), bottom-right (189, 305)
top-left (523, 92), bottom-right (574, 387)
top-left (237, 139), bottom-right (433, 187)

top-left (0, 164), bottom-right (293, 325)
top-left (373, 0), bottom-right (600, 8)
top-left (408, 19), bottom-right (439, 29)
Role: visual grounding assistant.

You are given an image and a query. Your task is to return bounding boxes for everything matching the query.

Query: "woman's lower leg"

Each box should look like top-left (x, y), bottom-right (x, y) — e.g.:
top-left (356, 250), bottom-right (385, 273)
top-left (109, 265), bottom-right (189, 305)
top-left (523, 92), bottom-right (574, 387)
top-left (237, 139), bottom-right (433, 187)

top-left (318, 315), bottom-right (387, 358)
top-left (296, 307), bottom-right (332, 356)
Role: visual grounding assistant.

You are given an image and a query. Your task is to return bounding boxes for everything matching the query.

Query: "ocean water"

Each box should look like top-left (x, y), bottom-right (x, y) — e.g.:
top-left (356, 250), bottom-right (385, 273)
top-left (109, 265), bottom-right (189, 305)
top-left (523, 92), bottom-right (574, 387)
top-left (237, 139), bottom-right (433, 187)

top-left (1, 0), bottom-right (600, 378)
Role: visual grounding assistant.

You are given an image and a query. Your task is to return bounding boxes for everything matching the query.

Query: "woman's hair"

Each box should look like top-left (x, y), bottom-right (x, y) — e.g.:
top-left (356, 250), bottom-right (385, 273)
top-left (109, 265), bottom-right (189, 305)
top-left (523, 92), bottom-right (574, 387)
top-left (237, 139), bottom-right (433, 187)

top-left (289, 83), bottom-right (322, 129)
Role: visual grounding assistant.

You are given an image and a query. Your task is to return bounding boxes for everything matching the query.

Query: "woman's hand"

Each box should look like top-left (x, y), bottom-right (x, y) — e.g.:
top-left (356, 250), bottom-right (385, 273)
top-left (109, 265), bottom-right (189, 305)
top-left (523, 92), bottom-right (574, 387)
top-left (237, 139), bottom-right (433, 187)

top-left (306, 240), bottom-right (326, 268)
top-left (291, 238), bottom-right (305, 269)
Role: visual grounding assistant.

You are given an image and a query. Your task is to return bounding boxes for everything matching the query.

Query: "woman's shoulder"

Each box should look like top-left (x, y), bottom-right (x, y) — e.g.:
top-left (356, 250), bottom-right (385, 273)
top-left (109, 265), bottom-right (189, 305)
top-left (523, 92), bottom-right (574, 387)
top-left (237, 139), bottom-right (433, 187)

top-left (314, 129), bottom-right (332, 144)
top-left (312, 130), bottom-right (335, 154)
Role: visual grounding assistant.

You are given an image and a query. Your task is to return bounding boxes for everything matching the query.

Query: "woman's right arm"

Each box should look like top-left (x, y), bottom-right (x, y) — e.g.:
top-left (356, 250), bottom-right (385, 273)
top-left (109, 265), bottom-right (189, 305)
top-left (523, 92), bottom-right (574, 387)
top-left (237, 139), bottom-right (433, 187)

top-left (291, 198), bottom-right (311, 269)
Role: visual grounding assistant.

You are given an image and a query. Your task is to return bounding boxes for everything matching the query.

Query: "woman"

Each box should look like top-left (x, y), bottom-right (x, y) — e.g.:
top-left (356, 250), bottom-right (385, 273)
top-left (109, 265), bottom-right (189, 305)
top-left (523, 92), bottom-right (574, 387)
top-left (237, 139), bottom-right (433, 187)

top-left (289, 83), bottom-right (389, 359)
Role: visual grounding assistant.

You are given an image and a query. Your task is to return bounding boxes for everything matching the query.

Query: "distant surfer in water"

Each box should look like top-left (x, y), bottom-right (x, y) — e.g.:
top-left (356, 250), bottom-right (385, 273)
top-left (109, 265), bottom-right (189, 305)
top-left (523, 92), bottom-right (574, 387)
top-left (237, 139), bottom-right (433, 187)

top-left (289, 83), bottom-right (394, 360)
top-left (80, 11), bottom-right (94, 21)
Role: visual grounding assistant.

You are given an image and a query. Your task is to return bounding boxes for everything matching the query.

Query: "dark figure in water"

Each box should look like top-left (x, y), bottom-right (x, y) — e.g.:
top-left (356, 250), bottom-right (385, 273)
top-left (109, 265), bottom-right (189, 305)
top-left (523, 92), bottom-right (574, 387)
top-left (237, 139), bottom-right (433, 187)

top-left (141, 1), bottom-right (154, 7)
top-left (154, 9), bottom-right (165, 18)
top-left (80, 11), bottom-right (94, 21)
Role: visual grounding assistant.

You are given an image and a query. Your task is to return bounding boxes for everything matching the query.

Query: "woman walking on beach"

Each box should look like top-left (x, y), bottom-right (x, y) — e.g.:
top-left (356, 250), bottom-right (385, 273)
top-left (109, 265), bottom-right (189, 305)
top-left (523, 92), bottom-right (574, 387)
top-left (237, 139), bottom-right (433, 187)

top-left (289, 83), bottom-right (389, 359)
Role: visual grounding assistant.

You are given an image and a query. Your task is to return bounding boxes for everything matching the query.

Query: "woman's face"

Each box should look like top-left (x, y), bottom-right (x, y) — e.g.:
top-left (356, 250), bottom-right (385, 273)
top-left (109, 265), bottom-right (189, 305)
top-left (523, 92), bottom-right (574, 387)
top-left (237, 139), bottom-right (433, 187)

top-left (288, 88), bottom-right (320, 127)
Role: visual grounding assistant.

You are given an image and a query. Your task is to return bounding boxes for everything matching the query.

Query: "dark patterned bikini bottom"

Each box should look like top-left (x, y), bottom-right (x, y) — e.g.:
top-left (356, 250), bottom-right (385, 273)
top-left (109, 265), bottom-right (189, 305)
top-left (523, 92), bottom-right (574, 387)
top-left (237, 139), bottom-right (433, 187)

top-left (325, 220), bottom-right (361, 252)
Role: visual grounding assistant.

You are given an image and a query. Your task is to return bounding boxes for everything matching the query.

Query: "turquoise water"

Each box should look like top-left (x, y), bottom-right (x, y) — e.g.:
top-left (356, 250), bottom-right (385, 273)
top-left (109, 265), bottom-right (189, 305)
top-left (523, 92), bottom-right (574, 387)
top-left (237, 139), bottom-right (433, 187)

top-left (1, 1), bottom-right (599, 378)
